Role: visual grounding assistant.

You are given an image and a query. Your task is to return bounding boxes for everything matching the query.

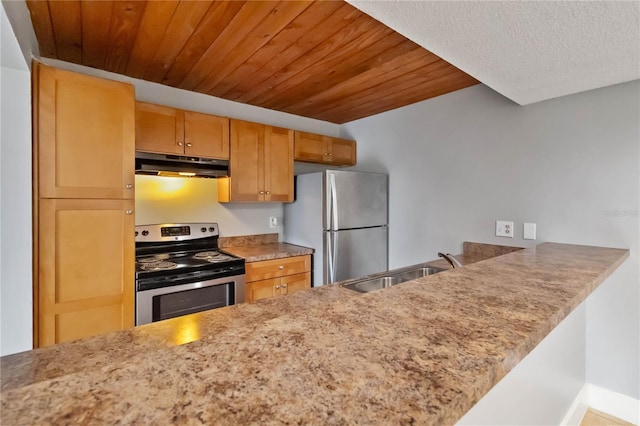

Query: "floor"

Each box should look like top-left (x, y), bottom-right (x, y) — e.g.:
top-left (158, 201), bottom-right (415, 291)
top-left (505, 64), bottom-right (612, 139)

top-left (580, 408), bottom-right (635, 426)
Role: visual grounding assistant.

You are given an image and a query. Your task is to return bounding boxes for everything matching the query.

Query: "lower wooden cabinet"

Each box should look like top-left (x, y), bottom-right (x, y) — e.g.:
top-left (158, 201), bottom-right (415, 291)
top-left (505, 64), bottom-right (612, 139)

top-left (38, 198), bottom-right (135, 347)
top-left (245, 255), bottom-right (311, 303)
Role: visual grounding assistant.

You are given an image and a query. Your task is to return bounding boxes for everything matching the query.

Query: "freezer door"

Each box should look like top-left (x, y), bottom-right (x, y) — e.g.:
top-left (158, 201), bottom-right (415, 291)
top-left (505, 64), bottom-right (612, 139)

top-left (324, 170), bottom-right (388, 231)
top-left (324, 226), bottom-right (388, 284)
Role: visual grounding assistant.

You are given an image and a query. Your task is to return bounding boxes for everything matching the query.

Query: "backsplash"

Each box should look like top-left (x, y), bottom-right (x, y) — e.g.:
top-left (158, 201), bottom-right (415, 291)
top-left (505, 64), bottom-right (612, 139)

top-left (134, 175), bottom-right (284, 238)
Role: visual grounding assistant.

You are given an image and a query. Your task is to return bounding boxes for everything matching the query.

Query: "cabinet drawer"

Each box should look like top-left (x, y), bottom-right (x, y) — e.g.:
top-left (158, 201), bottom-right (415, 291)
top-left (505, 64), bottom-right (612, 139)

top-left (246, 255), bottom-right (310, 282)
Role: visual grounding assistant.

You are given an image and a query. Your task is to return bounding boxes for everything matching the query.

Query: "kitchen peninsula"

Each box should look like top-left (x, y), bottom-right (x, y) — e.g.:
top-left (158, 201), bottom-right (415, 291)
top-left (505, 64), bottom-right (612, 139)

top-left (0, 243), bottom-right (628, 424)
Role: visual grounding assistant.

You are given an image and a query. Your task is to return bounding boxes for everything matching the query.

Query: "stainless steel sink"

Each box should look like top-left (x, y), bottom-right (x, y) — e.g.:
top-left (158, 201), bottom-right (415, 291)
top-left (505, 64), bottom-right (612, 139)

top-left (390, 267), bottom-right (446, 281)
top-left (344, 276), bottom-right (403, 293)
top-left (342, 265), bottom-right (446, 293)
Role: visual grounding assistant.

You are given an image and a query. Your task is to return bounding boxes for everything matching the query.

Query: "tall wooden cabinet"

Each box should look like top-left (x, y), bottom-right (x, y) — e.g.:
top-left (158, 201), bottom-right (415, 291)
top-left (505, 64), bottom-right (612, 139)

top-left (34, 63), bottom-right (135, 347)
top-left (218, 119), bottom-right (293, 202)
top-left (135, 102), bottom-right (229, 159)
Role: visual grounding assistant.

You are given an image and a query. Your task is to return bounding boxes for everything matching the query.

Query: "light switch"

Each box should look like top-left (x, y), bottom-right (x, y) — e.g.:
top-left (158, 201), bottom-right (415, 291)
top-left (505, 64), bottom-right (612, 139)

top-left (523, 223), bottom-right (536, 240)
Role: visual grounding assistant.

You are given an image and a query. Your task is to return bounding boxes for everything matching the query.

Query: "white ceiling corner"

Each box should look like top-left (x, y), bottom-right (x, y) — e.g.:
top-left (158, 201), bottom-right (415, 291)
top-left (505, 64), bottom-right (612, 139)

top-left (347, 0), bottom-right (640, 105)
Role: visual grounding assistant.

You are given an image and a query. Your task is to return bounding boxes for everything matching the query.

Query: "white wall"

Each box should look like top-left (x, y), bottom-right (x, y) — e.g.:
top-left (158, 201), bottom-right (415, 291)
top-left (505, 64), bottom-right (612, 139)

top-left (343, 82), bottom-right (640, 402)
top-left (0, 3), bottom-right (32, 356)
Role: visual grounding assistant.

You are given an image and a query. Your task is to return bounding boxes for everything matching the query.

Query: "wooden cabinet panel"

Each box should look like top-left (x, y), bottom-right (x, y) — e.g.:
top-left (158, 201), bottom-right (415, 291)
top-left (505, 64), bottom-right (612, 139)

top-left (245, 278), bottom-right (280, 303)
top-left (281, 272), bottom-right (311, 296)
top-left (135, 102), bottom-right (183, 155)
top-left (136, 102), bottom-right (230, 160)
top-left (264, 126), bottom-right (293, 202)
top-left (246, 255), bottom-right (311, 282)
top-left (226, 119), bottom-right (264, 202)
top-left (184, 111), bottom-right (229, 159)
top-left (56, 304), bottom-right (125, 344)
top-left (37, 64), bottom-right (135, 199)
top-left (220, 119), bottom-right (293, 203)
top-left (293, 131), bottom-right (325, 163)
top-left (38, 198), bottom-right (135, 347)
top-left (329, 137), bottom-right (357, 165)
top-left (293, 131), bottom-right (356, 166)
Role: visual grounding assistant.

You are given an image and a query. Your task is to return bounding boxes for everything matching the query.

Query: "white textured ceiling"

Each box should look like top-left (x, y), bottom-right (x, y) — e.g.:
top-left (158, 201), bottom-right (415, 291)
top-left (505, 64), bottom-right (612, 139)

top-left (347, 1), bottom-right (640, 105)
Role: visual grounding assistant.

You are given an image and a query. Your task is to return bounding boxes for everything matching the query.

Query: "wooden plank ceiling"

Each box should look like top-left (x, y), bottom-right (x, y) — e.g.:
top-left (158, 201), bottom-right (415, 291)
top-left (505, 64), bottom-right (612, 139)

top-left (26, 0), bottom-right (479, 124)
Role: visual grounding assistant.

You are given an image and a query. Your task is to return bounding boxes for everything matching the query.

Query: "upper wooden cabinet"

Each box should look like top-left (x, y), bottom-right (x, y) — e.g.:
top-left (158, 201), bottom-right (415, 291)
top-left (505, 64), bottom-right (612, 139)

top-left (37, 64), bottom-right (135, 199)
top-left (135, 102), bottom-right (229, 159)
top-left (294, 131), bottom-right (356, 166)
top-left (218, 119), bottom-right (293, 202)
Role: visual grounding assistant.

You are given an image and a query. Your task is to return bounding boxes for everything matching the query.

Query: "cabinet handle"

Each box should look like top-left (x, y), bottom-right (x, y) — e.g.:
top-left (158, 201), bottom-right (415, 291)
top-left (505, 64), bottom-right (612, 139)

top-left (177, 141), bottom-right (183, 147)
top-left (186, 143), bottom-right (192, 147)
top-left (278, 265), bottom-right (284, 270)
top-left (125, 210), bottom-right (133, 215)
top-left (125, 184), bottom-right (133, 189)
top-left (275, 285), bottom-right (280, 289)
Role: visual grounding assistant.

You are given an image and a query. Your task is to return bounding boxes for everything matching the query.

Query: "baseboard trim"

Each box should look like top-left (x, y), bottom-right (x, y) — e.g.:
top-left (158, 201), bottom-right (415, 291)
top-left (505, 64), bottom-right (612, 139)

top-left (561, 384), bottom-right (639, 425)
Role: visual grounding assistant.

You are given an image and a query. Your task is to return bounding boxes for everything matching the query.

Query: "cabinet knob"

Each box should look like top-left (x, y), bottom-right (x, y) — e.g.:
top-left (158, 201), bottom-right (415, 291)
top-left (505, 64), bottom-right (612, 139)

top-left (275, 285), bottom-right (280, 289)
top-left (177, 141), bottom-right (183, 147)
top-left (278, 265), bottom-right (284, 270)
top-left (125, 184), bottom-right (133, 189)
top-left (324, 152), bottom-right (329, 156)
top-left (265, 191), bottom-right (270, 195)
top-left (259, 191), bottom-right (265, 194)
top-left (282, 284), bottom-right (287, 288)
top-left (186, 143), bottom-right (192, 147)
top-left (125, 210), bottom-right (133, 215)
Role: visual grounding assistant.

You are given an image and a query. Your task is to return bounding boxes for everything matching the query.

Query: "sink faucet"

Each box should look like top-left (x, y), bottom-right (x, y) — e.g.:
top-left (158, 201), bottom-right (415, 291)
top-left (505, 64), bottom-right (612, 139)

top-left (437, 252), bottom-right (463, 269)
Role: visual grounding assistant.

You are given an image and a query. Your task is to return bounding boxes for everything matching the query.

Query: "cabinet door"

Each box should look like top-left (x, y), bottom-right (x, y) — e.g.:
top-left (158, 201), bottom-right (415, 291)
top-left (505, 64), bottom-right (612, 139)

top-left (135, 102), bottom-right (184, 155)
top-left (184, 111), bottom-right (230, 159)
top-left (225, 120), bottom-right (265, 202)
top-left (294, 131), bottom-right (325, 163)
top-left (246, 278), bottom-right (280, 303)
top-left (281, 272), bottom-right (311, 296)
top-left (328, 137), bottom-right (356, 166)
top-left (37, 64), bottom-right (135, 199)
top-left (264, 126), bottom-right (294, 202)
top-left (38, 198), bottom-right (135, 347)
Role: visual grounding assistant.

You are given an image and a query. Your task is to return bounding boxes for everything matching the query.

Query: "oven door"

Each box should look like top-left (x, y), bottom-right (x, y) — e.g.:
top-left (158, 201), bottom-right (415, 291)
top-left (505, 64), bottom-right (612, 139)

top-left (136, 275), bottom-right (246, 326)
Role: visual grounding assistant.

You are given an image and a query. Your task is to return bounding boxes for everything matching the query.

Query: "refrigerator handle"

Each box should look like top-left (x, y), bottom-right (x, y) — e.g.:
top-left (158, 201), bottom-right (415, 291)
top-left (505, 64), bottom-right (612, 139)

top-left (327, 232), bottom-right (338, 283)
top-left (329, 173), bottom-right (339, 231)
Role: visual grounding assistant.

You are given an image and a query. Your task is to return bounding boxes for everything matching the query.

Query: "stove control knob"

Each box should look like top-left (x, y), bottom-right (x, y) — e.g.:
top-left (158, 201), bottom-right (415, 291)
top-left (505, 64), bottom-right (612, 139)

top-left (209, 227), bottom-right (215, 232)
top-left (135, 231), bottom-right (138, 237)
top-left (141, 230), bottom-right (149, 236)
top-left (201, 227), bottom-right (207, 233)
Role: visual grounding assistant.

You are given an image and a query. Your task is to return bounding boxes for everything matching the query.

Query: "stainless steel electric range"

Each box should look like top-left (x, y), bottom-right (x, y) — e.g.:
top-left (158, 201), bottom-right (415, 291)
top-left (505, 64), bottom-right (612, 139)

top-left (135, 223), bottom-right (245, 326)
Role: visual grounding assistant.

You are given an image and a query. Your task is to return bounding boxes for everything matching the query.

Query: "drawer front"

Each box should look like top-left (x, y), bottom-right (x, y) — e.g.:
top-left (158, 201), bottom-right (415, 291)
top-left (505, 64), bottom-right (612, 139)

top-left (246, 255), bottom-right (310, 282)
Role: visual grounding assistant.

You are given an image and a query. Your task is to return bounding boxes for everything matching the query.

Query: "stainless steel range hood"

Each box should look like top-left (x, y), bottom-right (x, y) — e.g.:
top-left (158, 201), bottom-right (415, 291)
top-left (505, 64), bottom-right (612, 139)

top-left (135, 152), bottom-right (229, 178)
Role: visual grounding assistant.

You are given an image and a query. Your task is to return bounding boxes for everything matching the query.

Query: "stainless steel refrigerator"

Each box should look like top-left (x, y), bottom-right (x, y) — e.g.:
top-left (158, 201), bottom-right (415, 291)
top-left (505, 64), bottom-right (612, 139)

top-left (284, 170), bottom-right (388, 286)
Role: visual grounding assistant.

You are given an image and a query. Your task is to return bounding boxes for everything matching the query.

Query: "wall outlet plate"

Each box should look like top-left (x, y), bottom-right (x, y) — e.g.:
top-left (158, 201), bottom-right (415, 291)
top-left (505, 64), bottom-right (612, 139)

top-left (523, 223), bottom-right (537, 240)
top-left (496, 220), bottom-right (514, 238)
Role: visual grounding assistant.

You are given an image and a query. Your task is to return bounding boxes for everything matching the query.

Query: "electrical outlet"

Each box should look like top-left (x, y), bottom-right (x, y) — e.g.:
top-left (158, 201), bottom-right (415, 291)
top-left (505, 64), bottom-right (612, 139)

top-left (496, 220), bottom-right (514, 238)
top-left (269, 216), bottom-right (278, 229)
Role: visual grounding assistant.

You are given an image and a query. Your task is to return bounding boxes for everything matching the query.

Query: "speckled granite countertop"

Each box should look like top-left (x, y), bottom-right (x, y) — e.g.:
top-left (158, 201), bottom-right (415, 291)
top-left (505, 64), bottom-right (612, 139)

top-left (0, 243), bottom-right (628, 425)
top-left (224, 242), bottom-right (313, 263)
